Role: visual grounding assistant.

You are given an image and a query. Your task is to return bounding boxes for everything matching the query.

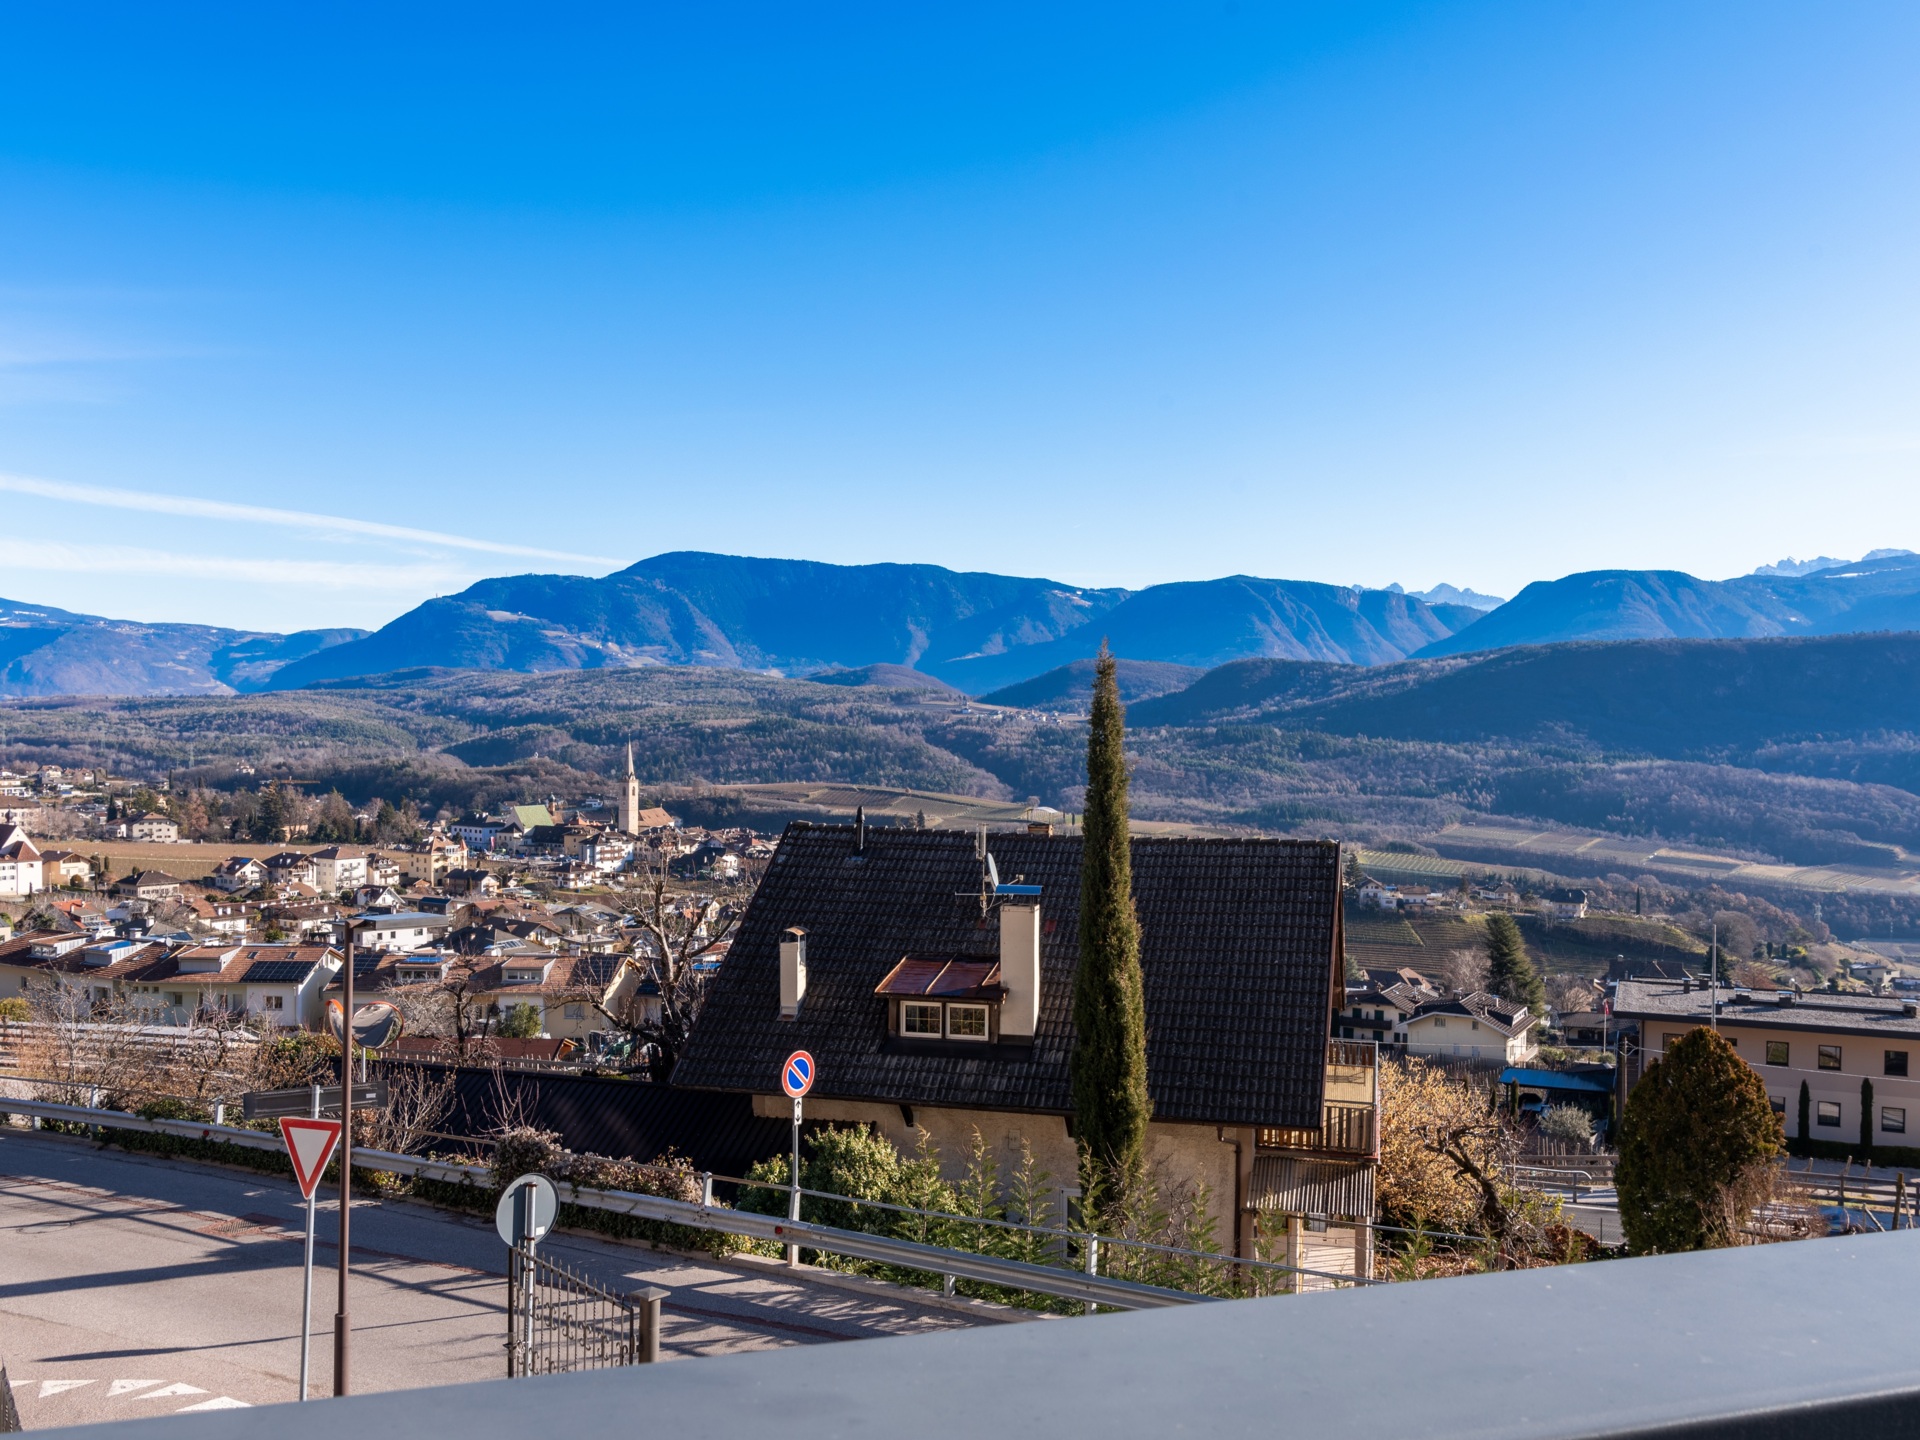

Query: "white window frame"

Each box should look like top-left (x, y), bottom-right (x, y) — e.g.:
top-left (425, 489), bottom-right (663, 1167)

top-left (945, 1003), bottom-right (990, 1041)
top-left (1884, 1106), bottom-right (1907, 1135)
top-left (1816, 1100), bottom-right (1843, 1128)
top-left (902, 1002), bottom-right (942, 1036)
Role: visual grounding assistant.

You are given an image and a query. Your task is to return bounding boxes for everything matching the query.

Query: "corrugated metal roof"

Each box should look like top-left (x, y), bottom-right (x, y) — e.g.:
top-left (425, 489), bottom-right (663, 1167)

top-left (1248, 1155), bottom-right (1375, 1220)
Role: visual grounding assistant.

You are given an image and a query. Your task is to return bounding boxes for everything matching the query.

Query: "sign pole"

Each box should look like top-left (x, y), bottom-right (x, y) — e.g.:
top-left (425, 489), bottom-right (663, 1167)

top-left (788, 1094), bottom-right (802, 1265)
top-left (298, 1082), bottom-right (319, 1401)
top-left (779, 1050), bottom-right (814, 1267)
top-left (334, 927), bottom-right (354, 1397)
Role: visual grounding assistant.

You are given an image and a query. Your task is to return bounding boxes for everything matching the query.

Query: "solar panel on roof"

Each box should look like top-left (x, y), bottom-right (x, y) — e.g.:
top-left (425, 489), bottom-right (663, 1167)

top-left (241, 960), bottom-right (317, 983)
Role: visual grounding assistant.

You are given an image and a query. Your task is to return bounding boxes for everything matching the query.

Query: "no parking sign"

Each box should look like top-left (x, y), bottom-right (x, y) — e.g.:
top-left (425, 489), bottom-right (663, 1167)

top-left (782, 1050), bottom-right (815, 1099)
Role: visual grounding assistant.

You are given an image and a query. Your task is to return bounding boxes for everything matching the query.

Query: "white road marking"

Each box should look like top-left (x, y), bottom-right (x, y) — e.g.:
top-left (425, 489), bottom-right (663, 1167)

top-left (134, 1383), bottom-right (207, 1399)
top-left (178, 1397), bottom-right (251, 1411)
top-left (38, 1379), bottom-right (95, 1398)
top-left (108, 1379), bottom-right (167, 1396)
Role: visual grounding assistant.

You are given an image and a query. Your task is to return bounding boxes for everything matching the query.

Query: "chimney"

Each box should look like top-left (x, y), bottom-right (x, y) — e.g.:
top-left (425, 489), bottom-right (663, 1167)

top-left (779, 926), bottom-right (807, 1019)
top-left (999, 901), bottom-right (1040, 1039)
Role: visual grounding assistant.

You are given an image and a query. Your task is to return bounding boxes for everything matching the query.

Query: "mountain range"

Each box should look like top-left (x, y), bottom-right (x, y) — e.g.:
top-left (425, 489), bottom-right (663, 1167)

top-left (260, 553), bottom-right (1485, 694)
top-left (0, 598), bottom-right (363, 697)
top-left (7, 547), bottom-right (1920, 698)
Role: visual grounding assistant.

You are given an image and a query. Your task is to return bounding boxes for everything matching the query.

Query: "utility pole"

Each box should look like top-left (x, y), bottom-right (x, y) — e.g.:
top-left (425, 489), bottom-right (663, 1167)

top-left (1710, 921), bottom-right (1719, 1033)
top-left (334, 922), bottom-right (356, 1396)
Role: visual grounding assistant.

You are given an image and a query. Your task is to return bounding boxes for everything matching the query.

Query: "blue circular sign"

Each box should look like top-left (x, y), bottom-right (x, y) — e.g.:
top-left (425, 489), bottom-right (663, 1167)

top-left (782, 1049), bottom-right (815, 1099)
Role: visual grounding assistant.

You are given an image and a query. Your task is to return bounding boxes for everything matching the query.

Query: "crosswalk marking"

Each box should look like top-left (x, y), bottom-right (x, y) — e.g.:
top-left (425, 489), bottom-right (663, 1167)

top-left (178, 1396), bottom-right (251, 1411)
top-left (134, 1383), bottom-right (206, 1399)
top-left (108, 1379), bottom-right (166, 1396)
top-left (38, 1379), bottom-right (95, 1398)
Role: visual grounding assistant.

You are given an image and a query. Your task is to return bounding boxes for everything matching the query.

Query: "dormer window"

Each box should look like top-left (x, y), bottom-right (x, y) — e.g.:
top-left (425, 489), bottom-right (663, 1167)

top-left (876, 956), bottom-right (1005, 1045)
top-left (946, 1004), bottom-right (989, 1040)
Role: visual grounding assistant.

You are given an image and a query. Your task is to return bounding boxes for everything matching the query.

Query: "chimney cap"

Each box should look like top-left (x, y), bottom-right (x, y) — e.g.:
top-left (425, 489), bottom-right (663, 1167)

top-left (782, 926), bottom-right (807, 940)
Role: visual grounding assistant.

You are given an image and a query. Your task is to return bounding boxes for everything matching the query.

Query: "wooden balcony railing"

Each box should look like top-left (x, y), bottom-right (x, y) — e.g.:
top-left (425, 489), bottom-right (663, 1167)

top-left (1327, 1039), bottom-right (1377, 1068)
top-left (1257, 1102), bottom-right (1376, 1157)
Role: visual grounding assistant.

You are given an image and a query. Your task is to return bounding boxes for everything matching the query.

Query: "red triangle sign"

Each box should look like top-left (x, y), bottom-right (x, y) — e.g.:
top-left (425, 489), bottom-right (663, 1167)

top-left (280, 1118), bottom-right (342, 1198)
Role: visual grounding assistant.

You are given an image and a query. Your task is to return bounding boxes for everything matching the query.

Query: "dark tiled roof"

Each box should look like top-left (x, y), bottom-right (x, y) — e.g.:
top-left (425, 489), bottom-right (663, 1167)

top-left (673, 824), bottom-right (1342, 1129)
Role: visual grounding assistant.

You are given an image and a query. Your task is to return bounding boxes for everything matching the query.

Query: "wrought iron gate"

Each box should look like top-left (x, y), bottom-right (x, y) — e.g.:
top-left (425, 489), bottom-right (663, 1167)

top-left (505, 1245), bottom-right (665, 1377)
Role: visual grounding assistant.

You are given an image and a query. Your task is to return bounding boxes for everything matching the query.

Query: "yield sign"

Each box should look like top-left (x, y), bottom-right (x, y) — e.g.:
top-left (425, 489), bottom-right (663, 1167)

top-left (279, 1118), bottom-right (342, 1198)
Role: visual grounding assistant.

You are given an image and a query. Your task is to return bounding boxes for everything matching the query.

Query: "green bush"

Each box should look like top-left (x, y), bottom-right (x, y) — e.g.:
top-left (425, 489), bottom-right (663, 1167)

top-left (498, 1005), bottom-right (542, 1039)
top-left (491, 1126), bottom-right (737, 1256)
top-left (1617, 1028), bottom-right (1782, 1254)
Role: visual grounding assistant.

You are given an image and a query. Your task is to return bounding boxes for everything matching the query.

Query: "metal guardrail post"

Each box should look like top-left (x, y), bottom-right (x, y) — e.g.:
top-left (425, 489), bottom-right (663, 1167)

top-left (1084, 1233), bottom-right (1100, 1315)
top-left (637, 1287), bottom-right (666, 1363)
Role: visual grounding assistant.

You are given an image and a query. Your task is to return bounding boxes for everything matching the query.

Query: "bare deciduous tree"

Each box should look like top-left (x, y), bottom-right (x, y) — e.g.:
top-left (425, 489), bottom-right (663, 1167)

top-left (1436, 947), bottom-right (1488, 997)
top-left (569, 867), bottom-right (739, 1081)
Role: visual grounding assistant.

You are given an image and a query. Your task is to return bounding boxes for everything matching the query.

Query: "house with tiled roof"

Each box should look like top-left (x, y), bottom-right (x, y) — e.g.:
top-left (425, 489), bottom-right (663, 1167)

top-left (673, 823), bottom-right (1376, 1263)
top-left (0, 822), bottom-right (44, 898)
top-left (334, 948), bottom-right (644, 1042)
top-left (112, 870), bottom-right (183, 902)
top-left (1402, 991), bottom-right (1539, 1063)
top-left (123, 943), bottom-right (342, 1028)
top-left (209, 855), bottom-right (267, 892)
top-left (0, 930), bottom-right (170, 1006)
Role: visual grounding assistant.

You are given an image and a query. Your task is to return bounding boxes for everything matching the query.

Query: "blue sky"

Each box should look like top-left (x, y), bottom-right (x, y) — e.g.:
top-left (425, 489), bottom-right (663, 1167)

top-left (2, 1), bottom-right (1918, 632)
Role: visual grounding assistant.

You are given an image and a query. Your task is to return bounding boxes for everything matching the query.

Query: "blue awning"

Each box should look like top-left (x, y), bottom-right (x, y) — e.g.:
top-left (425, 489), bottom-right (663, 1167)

top-left (1499, 1067), bottom-right (1613, 1093)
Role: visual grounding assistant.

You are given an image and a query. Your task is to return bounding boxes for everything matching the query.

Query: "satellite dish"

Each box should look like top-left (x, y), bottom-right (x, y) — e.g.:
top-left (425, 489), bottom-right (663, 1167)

top-left (986, 852), bottom-right (1001, 891)
top-left (327, 999), bottom-right (405, 1051)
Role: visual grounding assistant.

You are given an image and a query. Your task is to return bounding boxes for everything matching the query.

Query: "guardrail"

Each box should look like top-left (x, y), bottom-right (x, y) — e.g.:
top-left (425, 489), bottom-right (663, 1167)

top-left (0, 1097), bottom-right (1218, 1311)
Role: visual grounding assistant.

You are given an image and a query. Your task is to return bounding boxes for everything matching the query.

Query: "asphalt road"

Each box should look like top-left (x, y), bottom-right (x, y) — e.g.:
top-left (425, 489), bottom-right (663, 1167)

top-left (0, 1128), bottom-right (986, 1429)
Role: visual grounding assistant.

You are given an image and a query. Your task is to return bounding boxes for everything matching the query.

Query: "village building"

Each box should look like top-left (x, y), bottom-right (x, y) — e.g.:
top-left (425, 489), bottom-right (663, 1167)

top-left (0, 930), bottom-right (169, 1005)
top-left (209, 855), bottom-right (267, 892)
top-left (124, 943), bottom-right (342, 1028)
top-left (309, 846), bottom-right (369, 894)
top-left (346, 909), bottom-right (456, 953)
top-left (1613, 979), bottom-right (1920, 1148)
top-left (0, 823), bottom-right (45, 898)
top-left (673, 824), bottom-right (1374, 1269)
top-left (112, 870), bottom-right (183, 902)
top-left (126, 812), bottom-right (181, 843)
top-left (1401, 991), bottom-right (1539, 1063)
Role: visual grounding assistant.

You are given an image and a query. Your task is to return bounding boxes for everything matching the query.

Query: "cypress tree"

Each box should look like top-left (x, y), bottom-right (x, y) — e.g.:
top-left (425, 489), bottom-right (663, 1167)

top-left (1861, 1077), bottom-right (1874, 1162)
top-left (1071, 643), bottom-right (1151, 1194)
top-left (1796, 1079), bottom-right (1811, 1158)
top-left (1483, 912), bottom-right (1546, 1014)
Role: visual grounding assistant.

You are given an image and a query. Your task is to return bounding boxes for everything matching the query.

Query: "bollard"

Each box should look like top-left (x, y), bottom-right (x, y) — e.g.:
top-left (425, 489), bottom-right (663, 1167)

top-left (1083, 1233), bottom-right (1101, 1315)
top-left (699, 1173), bottom-right (714, 1208)
top-left (637, 1288), bottom-right (666, 1363)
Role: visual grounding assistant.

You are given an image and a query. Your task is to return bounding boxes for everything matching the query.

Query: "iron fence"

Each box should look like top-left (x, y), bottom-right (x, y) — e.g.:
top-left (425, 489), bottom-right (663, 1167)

top-left (506, 1245), bottom-right (662, 1377)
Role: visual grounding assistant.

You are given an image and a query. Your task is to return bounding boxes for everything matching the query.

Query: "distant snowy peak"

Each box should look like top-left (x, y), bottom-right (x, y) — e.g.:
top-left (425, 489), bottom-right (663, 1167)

top-left (1753, 549), bottom-right (1914, 578)
top-left (1387, 582), bottom-right (1506, 611)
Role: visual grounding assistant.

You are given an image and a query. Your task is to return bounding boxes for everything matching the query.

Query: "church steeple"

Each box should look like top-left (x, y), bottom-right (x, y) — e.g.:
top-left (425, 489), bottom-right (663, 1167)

top-left (621, 739), bottom-right (641, 835)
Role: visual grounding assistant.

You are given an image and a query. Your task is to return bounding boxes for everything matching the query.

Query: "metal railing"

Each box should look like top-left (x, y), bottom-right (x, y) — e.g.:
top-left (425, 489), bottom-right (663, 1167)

top-left (0, 1097), bottom-right (1215, 1310)
top-left (507, 1244), bottom-right (662, 1377)
top-left (715, 1174), bottom-right (1379, 1294)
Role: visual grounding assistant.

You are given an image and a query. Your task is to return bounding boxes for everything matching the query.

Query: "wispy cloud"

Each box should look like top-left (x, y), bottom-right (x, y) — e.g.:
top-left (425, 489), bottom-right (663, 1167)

top-left (0, 538), bottom-right (477, 591)
top-left (0, 471), bottom-right (622, 566)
